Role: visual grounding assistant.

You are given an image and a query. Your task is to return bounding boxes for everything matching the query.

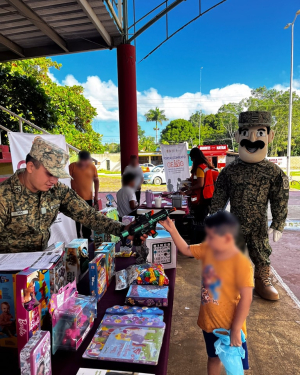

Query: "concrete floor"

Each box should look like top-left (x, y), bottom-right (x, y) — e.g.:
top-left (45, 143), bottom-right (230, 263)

top-left (167, 253), bottom-right (300, 375)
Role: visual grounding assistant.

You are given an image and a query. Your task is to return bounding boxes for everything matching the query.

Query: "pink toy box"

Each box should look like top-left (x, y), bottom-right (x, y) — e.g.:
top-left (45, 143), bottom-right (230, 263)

top-left (20, 330), bottom-right (51, 375)
top-left (16, 269), bottom-right (51, 357)
top-left (49, 281), bottom-right (97, 353)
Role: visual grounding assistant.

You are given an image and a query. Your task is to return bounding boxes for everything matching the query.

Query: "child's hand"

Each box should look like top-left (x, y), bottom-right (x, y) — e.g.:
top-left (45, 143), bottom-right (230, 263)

top-left (159, 217), bottom-right (175, 233)
top-left (230, 329), bottom-right (242, 347)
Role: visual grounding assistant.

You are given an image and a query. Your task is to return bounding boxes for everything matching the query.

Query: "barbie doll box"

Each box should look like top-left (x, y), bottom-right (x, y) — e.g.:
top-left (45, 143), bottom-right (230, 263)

top-left (16, 268), bottom-right (51, 357)
top-left (20, 330), bottom-right (51, 375)
top-left (95, 242), bottom-right (115, 286)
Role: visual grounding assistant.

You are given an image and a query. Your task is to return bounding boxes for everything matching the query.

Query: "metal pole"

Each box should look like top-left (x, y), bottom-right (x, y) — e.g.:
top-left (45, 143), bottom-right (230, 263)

top-left (19, 118), bottom-right (23, 132)
top-left (122, 0), bottom-right (128, 42)
top-left (199, 67), bottom-right (203, 145)
top-left (287, 23), bottom-right (294, 178)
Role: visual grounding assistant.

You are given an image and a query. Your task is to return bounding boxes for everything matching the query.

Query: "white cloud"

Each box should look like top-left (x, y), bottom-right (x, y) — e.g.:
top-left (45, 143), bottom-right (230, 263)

top-left (47, 71), bottom-right (60, 84)
top-left (57, 73), bottom-right (253, 121)
top-left (272, 79), bottom-right (300, 96)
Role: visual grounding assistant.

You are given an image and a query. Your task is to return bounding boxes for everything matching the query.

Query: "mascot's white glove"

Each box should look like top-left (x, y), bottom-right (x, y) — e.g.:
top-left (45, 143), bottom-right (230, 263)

top-left (268, 228), bottom-right (282, 242)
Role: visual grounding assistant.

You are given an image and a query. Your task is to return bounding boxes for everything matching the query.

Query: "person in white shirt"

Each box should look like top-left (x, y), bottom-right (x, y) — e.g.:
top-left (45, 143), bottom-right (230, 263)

top-left (123, 155), bottom-right (144, 204)
top-left (117, 173), bottom-right (138, 219)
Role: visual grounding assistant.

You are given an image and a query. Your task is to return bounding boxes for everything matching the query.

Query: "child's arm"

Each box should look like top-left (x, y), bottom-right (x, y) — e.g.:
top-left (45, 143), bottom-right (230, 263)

top-left (230, 287), bottom-right (253, 346)
top-left (159, 217), bottom-right (193, 257)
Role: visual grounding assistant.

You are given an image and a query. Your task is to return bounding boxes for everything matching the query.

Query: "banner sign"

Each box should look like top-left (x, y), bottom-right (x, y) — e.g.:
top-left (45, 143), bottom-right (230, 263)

top-left (161, 143), bottom-right (190, 192)
top-left (267, 157), bottom-right (287, 169)
top-left (8, 133), bottom-right (76, 245)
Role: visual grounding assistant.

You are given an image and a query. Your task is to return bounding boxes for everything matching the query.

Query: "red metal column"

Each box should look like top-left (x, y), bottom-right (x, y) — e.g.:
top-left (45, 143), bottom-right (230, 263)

top-left (117, 44), bottom-right (138, 173)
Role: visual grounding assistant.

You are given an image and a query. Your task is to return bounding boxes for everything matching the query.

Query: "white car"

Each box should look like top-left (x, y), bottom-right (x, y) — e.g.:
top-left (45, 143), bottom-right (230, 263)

top-left (140, 163), bottom-right (155, 172)
top-left (143, 165), bottom-right (166, 185)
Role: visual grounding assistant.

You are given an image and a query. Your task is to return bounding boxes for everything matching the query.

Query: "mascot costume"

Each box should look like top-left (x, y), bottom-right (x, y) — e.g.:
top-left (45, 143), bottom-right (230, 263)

top-left (211, 111), bottom-right (289, 300)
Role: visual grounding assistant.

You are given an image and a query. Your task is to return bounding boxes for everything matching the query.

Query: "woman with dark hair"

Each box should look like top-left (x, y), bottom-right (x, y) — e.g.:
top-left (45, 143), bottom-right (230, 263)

top-left (184, 147), bottom-right (216, 225)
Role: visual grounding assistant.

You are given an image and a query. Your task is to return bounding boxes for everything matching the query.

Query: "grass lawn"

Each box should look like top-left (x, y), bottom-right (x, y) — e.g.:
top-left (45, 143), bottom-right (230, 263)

top-left (291, 171), bottom-right (300, 177)
top-left (98, 175), bottom-right (166, 192)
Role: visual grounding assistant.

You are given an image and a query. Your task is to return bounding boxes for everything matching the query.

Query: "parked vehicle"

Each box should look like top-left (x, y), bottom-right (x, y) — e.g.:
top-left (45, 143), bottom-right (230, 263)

top-left (143, 165), bottom-right (166, 185)
top-left (140, 163), bottom-right (155, 173)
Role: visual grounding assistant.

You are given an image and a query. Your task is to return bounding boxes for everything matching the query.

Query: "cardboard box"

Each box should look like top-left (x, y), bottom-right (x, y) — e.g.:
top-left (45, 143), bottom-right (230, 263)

top-left (0, 272), bottom-right (17, 348)
top-left (20, 330), bottom-right (51, 375)
top-left (65, 239), bottom-right (89, 283)
top-left (125, 285), bottom-right (169, 307)
top-left (89, 254), bottom-right (107, 302)
top-left (77, 370), bottom-right (155, 375)
top-left (93, 207), bottom-right (120, 248)
top-left (145, 230), bottom-right (177, 269)
top-left (95, 242), bottom-right (115, 286)
top-left (16, 269), bottom-right (50, 357)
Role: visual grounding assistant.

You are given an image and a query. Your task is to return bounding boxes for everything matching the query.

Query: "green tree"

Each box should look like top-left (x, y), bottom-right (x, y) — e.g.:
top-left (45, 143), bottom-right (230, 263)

top-left (138, 123), bottom-right (145, 140)
top-left (160, 119), bottom-right (196, 147)
top-left (139, 136), bottom-right (156, 152)
top-left (0, 66), bottom-right (58, 144)
top-left (0, 58), bottom-right (104, 153)
top-left (104, 143), bottom-right (120, 153)
top-left (144, 107), bottom-right (168, 144)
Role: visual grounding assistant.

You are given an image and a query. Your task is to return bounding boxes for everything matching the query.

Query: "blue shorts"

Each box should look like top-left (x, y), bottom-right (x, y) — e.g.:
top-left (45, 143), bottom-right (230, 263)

top-left (202, 330), bottom-right (249, 370)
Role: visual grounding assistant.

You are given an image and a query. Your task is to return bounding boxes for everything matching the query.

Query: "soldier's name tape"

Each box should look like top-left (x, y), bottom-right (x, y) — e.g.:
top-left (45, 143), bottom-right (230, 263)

top-left (12, 205), bottom-right (59, 216)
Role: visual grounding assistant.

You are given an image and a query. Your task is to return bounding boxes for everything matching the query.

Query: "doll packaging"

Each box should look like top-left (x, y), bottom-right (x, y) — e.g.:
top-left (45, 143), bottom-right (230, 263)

top-left (95, 242), bottom-right (115, 286)
top-left (0, 272), bottom-right (17, 348)
top-left (20, 330), bottom-right (51, 375)
top-left (65, 239), bottom-right (89, 283)
top-left (89, 254), bottom-right (107, 302)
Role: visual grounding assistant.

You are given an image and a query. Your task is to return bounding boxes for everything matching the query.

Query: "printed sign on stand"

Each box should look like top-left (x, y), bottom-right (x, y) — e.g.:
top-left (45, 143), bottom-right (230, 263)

top-left (161, 143), bottom-right (190, 192)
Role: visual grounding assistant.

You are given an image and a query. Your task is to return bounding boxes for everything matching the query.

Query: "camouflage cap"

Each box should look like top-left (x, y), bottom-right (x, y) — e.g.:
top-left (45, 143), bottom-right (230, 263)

top-left (238, 111), bottom-right (272, 128)
top-left (29, 137), bottom-right (71, 179)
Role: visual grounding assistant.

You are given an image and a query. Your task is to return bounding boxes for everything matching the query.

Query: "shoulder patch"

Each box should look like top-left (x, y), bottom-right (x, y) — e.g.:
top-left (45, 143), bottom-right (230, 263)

top-left (282, 175), bottom-right (289, 190)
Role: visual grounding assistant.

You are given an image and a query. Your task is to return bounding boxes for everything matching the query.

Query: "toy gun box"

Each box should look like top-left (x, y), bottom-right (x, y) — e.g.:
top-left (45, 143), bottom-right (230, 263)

top-left (64, 239), bottom-right (89, 283)
top-left (93, 207), bottom-right (120, 249)
top-left (95, 242), bottom-right (115, 286)
top-left (20, 330), bottom-right (51, 375)
top-left (89, 254), bottom-right (107, 302)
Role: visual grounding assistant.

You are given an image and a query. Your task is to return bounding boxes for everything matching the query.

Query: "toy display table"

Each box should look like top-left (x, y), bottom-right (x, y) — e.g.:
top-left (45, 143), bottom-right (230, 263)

top-left (1, 244), bottom-right (176, 375)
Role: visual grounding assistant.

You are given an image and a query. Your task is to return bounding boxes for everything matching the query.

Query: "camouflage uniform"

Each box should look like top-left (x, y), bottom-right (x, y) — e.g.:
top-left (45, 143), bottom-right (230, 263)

top-left (210, 158), bottom-right (289, 267)
top-left (0, 137), bottom-right (124, 253)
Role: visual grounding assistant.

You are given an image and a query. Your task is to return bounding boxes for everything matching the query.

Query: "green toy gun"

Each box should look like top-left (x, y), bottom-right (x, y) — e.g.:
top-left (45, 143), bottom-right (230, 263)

top-left (120, 207), bottom-right (176, 246)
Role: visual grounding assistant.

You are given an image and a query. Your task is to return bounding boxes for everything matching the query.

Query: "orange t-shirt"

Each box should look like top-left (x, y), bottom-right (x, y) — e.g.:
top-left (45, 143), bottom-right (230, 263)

top-left (190, 243), bottom-right (254, 337)
top-left (69, 162), bottom-right (98, 200)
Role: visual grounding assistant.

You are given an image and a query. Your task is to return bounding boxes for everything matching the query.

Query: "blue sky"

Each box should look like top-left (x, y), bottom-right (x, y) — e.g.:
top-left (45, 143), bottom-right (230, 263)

top-left (49, 0), bottom-right (300, 144)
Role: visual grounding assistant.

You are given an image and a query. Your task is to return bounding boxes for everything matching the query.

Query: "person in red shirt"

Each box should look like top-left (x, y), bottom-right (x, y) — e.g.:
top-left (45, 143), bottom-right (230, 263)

top-left (69, 151), bottom-right (99, 241)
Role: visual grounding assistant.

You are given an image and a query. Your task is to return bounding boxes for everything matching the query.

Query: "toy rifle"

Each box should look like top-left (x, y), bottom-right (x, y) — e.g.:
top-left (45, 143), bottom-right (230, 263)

top-left (120, 207), bottom-right (176, 247)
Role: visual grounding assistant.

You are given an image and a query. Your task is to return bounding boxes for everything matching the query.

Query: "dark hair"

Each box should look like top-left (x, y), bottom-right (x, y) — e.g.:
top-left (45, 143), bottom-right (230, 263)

top-left (122, 172), bottom-right (136, 185)
top-left (204, 211), bottom-right (239, 238)
top-left (130, 155), bottom-right (137, 159)
top-left (26, 154), bottom-right (41, 168)
top-left (78, 151), bottom-right (91, 161)
top-left (190, 147), bottom-right (214, 174)
top-left (238, 126), bottom-right (270, 134)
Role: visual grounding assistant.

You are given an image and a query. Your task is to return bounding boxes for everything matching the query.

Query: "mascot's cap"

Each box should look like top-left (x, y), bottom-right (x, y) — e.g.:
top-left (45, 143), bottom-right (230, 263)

top-left (238, 111), bottom-right (272, 128)
top-left (29, 137), bottom-right (71, 179)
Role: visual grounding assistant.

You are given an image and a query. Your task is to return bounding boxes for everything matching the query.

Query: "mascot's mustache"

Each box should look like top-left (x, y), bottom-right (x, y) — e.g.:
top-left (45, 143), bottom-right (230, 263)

top-left (240, 139), bottom-right (265, 149)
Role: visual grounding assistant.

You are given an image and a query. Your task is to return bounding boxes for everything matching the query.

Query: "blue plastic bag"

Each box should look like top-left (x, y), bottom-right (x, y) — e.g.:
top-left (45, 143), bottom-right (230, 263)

top-left (213, 328), bottom-right (246, 375)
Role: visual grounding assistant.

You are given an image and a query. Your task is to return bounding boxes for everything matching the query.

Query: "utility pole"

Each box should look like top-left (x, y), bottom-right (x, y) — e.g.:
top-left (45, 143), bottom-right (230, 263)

top-left (199, 67), bottom-right (203, 145)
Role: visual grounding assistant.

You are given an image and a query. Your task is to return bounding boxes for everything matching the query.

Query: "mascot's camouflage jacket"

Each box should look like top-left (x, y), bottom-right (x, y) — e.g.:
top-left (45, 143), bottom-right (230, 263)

top-left (210, 158), bottom-right (289, 267)
top-left (0, 169), bottom-right (124, 253)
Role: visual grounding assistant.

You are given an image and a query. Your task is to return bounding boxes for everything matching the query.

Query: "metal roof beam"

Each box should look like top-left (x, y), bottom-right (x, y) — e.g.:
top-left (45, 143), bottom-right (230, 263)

top-left (76, 0), bottom-right (111, 46)
top-left (0, 33), bottom-right (24, 57)
top-left (6, 0), bottom-right (69, 52)
top-left (128, 0), bottom-right (185, 43)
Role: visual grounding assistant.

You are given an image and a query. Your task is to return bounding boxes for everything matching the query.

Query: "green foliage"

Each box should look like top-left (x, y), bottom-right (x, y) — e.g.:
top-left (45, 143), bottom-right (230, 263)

top-left (144, 107), bottom-right (169, 143)
top-left (0, 65), bottom-right (58, 144)
top-left (139, 136), bottom-right (157, 152)
top-left (138, 123), bottom-right (145, 140)
top-left (0, 58), bottom-right (104, 153)
top-left (160, 119), bottom-right (197, 147)
top-left (104, 143), bottom-right (120, 153)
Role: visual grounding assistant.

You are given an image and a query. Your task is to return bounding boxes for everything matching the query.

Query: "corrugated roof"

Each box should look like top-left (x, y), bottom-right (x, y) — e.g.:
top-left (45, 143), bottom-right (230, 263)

top-left (0, 0), bottom-right (122, 62)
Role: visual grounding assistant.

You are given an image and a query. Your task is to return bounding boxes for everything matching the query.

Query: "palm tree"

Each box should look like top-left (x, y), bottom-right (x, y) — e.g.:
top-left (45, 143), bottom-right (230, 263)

top-left (144, 107), bottom-right (169, 144)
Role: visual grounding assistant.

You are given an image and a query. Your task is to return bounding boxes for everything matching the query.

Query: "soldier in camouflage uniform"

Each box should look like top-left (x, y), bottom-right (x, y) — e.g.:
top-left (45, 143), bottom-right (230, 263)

top-left (0, 137), bottom-right (135, 253)
top-left (211, 111), bottom-right (289, 301)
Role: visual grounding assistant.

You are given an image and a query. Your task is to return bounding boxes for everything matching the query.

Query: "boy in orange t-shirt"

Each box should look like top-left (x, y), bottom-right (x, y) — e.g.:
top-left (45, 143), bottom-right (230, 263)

top-left (160, 211), bottom-right (253, 375)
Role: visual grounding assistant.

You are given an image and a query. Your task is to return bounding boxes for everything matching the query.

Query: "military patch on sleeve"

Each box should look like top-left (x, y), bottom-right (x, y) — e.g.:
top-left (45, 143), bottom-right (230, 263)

top-left (283, 175), bottom-right (289, 190)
